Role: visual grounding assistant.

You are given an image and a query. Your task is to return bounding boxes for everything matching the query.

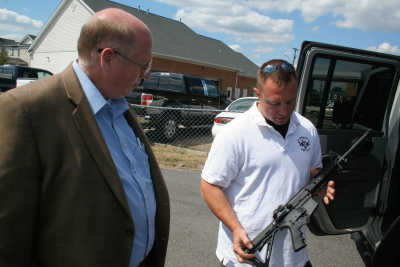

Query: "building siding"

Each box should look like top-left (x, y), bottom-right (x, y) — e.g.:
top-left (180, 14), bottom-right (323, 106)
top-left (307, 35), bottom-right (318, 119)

top-left (32, 51), bottom-right (79, 74)
top-left (33, 0), bottom-right (92, 53)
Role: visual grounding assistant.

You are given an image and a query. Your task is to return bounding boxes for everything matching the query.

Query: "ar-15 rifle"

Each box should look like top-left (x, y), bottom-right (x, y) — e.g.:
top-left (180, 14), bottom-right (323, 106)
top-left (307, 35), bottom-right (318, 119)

top-left (244, 129), bottom-right (373, 267)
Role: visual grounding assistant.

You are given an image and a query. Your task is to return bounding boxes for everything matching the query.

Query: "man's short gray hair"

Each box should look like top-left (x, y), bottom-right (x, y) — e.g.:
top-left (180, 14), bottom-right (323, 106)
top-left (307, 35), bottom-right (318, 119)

top-left (77, 17), bottom-right (139, 67)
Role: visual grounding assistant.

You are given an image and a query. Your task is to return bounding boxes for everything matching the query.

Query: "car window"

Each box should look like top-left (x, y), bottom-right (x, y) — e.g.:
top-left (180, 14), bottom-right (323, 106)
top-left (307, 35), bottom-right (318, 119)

top-left (2, 68), bottom-right (13, 75)
top-left (158, 75), bottom-right (169, 89)
top-left (37, 71), bottom-right (52, 78)
top-left (203, 80), bottom-right (220, 97)
top-left (303, 57), bottom-right (393, 131)
top-left (21, 68), bottom-right (33, 78)
top-left (143, 75), bottom-right (159, 88)
top-left (228, 98), bottom-right (258, 112)
top-left (168, 75), bottom-right (184, 91)
top-left (190, 78), bottom-right (204, 95)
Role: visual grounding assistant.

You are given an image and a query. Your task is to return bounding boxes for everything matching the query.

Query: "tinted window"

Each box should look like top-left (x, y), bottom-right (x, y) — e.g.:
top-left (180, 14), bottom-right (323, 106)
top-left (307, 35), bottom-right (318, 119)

top-left (168, 75), bottom-right (184, 91)
top-left (21, 68), bottom-right (33, 78)
top-left (158, 75), bottom-right (168, 89)
top-left (2, 68), bottom-right (13, 75)
top-left (143, 75), bottom-right (159, 88)
top-left (203, 80), bottom-right (219, 97)
top-left (303, 57), bottom-right (394, 131)
top-left (190, 78), bottom-right (204, 95)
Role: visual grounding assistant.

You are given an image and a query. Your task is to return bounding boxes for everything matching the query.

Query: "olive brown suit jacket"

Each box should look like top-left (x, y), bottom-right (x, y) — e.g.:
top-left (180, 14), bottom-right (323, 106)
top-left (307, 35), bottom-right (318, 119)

top-left (0, 64), bottom-right (170, 267)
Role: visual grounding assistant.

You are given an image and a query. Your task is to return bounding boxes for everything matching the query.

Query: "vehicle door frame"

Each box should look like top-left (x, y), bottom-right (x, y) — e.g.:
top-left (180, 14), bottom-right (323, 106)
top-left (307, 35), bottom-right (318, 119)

top-left (296, 42), bottom-right (400, 245)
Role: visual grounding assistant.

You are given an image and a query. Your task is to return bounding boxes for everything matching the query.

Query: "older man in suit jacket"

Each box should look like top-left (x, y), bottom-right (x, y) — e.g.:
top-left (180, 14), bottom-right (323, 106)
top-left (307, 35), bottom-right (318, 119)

top-left (0, 8), bottom-right (169, 267)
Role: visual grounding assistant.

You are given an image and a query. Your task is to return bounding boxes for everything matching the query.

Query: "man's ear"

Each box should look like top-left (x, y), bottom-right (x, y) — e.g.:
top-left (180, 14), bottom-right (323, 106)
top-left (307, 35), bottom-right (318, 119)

top-left (99, 48), bottom-right (114, 73)
top-left (254, 87), bottom-right (261, 99)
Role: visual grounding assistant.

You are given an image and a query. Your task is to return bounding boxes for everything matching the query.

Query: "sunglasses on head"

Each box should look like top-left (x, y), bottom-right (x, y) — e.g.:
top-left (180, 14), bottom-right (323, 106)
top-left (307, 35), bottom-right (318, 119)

top-left (261, 62), bottom-right (294, 74)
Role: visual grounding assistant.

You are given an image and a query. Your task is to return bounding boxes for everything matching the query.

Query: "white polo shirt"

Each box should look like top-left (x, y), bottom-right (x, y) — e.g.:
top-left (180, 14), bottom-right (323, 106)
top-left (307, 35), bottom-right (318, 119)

top-left (202, 103), bottom-right (322, 267)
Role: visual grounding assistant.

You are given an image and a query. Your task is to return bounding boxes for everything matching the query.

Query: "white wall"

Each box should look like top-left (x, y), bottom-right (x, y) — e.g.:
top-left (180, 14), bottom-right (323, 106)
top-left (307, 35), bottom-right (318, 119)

top-left (31, 51), bottom-right (79, 74)
top-left (31, 0), bottom-right (92, 73)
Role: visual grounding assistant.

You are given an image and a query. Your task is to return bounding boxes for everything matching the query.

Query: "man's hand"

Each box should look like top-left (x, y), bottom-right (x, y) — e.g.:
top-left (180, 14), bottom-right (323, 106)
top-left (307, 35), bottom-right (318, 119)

top-left (310, 168), bottom-right (335, 204)
top-left (318, 180), bottom-right (335, 204)
top-left (232, 228), bottom-right (255, 265)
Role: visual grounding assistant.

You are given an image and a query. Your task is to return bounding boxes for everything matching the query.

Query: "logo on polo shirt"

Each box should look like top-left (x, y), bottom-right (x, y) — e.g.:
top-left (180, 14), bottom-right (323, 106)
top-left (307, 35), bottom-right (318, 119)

top-left (297, 136), bottom-right (310, 152)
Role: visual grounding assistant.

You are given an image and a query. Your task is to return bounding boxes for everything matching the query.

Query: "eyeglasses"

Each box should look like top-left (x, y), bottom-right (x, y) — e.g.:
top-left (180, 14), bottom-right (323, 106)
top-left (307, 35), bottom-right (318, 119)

top-left (98, 48), bottom-right (152, 75)
top-left (261, 62), bottom-right (294, 74)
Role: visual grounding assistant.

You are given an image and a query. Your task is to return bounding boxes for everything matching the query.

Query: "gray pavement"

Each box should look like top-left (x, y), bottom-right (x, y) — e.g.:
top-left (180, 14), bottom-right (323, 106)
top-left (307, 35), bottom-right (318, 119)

top-left (162, 167), bottom-right (365, 267)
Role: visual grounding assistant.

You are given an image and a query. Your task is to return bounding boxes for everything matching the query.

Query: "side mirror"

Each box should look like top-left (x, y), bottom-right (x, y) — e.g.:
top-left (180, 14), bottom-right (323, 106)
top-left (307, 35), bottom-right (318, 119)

top-left (221, 93), bottom-right (227, 100)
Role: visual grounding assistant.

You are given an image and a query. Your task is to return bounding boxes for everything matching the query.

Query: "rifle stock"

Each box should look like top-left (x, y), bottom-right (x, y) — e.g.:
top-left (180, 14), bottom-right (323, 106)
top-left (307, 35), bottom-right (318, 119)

top-left (244, 129), bottom-right (372, 267)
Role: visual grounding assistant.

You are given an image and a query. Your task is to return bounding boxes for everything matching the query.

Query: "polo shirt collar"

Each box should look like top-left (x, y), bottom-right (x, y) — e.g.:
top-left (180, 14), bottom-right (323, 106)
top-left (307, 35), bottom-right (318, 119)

top-left (250, 101), bottom-right (300, 129)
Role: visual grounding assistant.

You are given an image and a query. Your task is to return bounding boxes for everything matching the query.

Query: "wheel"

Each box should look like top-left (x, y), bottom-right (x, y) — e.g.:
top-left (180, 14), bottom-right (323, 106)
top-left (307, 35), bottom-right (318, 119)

top-left (311, 111), bottom-right (319, 118)
top-left (155, 114), bottom-right (178, 143)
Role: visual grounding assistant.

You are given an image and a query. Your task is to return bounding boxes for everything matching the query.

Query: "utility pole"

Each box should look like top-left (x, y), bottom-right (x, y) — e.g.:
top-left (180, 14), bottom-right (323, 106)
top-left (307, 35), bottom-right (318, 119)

top-left (292, 47), bottom-right (299, 65)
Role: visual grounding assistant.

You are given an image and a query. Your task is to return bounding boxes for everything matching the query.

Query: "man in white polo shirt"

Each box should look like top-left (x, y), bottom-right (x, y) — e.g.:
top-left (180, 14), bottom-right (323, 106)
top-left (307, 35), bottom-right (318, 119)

top-left (201, 59), bottom-right (335, 267)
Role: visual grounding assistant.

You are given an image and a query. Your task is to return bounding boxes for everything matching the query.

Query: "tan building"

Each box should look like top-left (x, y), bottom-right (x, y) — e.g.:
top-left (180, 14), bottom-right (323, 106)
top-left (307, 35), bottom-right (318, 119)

top-left (27, 0), bottom-right (259, 99)
top-left (0, 35), bottom-right (36, 66)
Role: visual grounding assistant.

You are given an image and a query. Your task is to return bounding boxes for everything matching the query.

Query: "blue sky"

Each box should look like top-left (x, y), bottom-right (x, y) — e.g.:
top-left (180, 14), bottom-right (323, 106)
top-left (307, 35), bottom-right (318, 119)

top-left (1, 0), bottom-right (399, 66)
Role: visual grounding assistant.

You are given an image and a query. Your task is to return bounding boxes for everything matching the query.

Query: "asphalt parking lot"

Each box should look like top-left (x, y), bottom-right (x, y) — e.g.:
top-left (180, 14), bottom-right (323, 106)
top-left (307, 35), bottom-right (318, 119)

top-left (161, 167), bottom-right (366, 267)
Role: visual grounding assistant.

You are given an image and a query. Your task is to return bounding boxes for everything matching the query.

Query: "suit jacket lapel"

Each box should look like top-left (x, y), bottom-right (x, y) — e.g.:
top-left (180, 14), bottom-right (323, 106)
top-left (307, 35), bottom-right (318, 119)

top-left (61, 64), bottom-right (133, 221)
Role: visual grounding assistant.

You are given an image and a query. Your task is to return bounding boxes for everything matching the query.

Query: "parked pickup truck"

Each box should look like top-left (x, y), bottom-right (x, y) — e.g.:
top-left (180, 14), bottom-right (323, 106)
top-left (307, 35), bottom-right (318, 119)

top-left (295, 41), bottom-right (400, 267)
top-left (126, 72), bottom-right (231, 141)
top-left (0, 65), bottom-right (53, 93)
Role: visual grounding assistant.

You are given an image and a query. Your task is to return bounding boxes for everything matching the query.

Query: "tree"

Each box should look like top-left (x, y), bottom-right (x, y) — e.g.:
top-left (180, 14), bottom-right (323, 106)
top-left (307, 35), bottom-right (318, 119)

top-left (0, 51), bottom-right (10, 65)
top-left (332, 86), bottom-right (342, 92)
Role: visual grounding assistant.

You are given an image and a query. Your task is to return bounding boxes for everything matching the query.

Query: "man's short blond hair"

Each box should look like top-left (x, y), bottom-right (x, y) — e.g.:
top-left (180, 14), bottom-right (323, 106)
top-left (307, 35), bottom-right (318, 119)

top-left (257, 59), bottom-right (297, 92)
top-left (77, 16), bottom-right (138, 67)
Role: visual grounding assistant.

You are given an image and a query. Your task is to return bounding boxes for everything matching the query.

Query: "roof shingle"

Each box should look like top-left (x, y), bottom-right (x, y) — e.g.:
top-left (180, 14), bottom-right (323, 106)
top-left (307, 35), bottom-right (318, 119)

top-left (83, 0), bottom-right (258, 77)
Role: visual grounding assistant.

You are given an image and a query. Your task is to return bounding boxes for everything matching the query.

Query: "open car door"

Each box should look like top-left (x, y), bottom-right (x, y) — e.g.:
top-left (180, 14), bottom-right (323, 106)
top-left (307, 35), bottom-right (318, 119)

top-left (296, 41), bottom-right (400, 263)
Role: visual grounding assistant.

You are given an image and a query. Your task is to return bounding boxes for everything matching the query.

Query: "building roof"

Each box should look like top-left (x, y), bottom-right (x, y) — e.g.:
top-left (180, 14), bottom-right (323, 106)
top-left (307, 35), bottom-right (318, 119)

top-left (29, 0), bottom-right (258, 77)
top-left (83, 0), bottom-right (258, 77)
top-left (0, 38), bottom-right (19, 47)
top-left (6, 57), bottom-right (28, 65)
top-left (19, 34), bottom-right (36, 45)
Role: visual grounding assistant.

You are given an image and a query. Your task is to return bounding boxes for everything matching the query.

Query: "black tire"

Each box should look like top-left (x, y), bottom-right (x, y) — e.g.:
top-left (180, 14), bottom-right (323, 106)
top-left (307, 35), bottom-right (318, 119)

top-left (311, 111), bottom-right (319, 118)
top-left (155, 113), bottom-right (179, 143)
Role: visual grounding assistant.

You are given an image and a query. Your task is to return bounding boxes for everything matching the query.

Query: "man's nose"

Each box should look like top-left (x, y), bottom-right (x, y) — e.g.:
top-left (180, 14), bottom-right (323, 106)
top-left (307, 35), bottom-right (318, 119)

top-left (141, 69), bottom-right (151, 79)
top-left (279, 105), bottom-right (289, 116)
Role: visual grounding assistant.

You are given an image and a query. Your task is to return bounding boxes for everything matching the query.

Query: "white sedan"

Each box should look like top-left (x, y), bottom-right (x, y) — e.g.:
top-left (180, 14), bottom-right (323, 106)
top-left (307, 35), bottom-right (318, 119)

top-left (212, 97), bottom-right (258, 138)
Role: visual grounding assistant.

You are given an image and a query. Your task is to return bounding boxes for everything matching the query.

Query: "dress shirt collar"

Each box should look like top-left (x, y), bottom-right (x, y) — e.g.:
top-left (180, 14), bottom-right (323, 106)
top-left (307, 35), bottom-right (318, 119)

top-left (72, 59), bottom-right (129, 115)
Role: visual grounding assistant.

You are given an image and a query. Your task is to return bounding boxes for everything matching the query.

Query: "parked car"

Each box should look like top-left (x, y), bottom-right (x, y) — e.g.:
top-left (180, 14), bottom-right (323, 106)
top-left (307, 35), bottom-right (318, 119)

top-left (306, 103), bottom-right (334, 118)
top-left (126, 72), bottom-right (231, 141)
top-left (0, 65), bottom-right (53, 93)
top-left (212, 97), bottom-right (258, 138)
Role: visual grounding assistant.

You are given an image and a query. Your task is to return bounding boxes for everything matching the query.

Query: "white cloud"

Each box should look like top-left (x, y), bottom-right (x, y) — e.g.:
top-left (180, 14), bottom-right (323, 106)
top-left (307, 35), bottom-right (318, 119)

top-left (311, 26), bottom-right (319, 33)
top-left (156, 0), bottom-right (294, 45)
top-left (0, 9), bottom-right (43, 34)
top-left (366, 43), bottom-right (400, 55)
top-left (246, 0), bottom-right (400, 34)
top-left (251, 53), bottom-right (261, 58)
top-left (253, 46), bottom-right (275, 54)
top-left (284, 51), bottom-right (291, 56)
top-left (229, 44), bottom-right (242, 52)
top-left (22, 7), bottom-right (28, 12)
top-left (0, 33), bottom-right (24, 41)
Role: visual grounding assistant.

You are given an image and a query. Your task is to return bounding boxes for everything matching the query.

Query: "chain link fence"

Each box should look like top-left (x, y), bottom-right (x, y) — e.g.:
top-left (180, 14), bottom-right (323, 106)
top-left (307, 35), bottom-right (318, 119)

top-left (131, 104), bottom-right (244, 153)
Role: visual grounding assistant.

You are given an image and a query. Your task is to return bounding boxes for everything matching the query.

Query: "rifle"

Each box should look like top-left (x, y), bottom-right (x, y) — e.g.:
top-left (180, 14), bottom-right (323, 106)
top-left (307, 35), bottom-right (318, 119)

top-left (244, 129), bottom-right (373, 267)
